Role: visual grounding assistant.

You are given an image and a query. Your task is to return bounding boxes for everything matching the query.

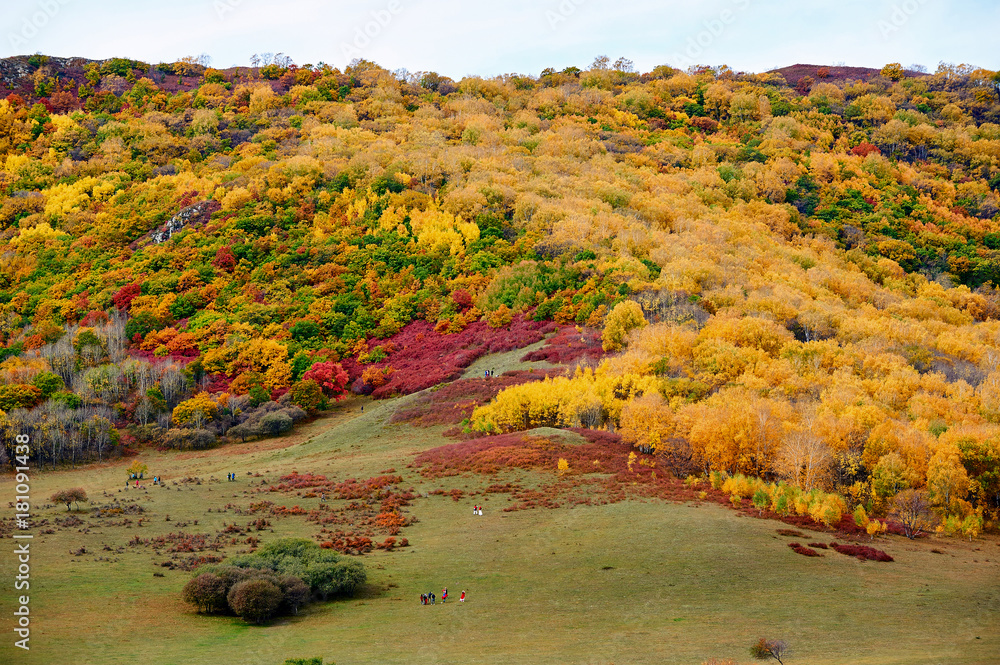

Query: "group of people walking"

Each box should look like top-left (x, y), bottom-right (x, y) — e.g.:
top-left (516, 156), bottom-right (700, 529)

top-left (472, 504), bottom-right (484, 515)
top-left (227, 472), bottom-right (237, 481)
top-left (421, 588), bottom-right (466, 604)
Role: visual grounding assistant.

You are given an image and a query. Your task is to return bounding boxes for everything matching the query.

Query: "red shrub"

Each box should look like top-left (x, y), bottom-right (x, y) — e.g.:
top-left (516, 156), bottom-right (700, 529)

top-left (341, 315), bottom-right (556, 399)
top-left (451, 289), bottom-right (474, 311)
top-left (830, 542), bottom-right (893, 562)
top-left (520, 326), bottom-right (604, 365)
top-left (788, 542), bottom-right (822, 557)
top-left (390, 370), bottom-right (562, 427)
top-left (333, 475), bottom-right (403, 500)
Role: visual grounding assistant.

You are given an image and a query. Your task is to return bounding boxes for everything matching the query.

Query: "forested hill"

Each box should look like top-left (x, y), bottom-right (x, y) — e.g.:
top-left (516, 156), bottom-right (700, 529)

top-left (1, 56), bottom-right (1000, 525)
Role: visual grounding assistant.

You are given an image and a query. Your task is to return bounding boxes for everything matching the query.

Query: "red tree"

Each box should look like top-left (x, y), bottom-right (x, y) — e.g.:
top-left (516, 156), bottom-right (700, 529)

top-left (212, 246), bottom-right (237, 272)
top-left (451, 288), bottom-right (474, 311)
top-left (852, 142), bottom-right (881, 157)
top-left (302, 361), bottom-right (350, 400)
top-left (113, 283), bottom-right (142, 311)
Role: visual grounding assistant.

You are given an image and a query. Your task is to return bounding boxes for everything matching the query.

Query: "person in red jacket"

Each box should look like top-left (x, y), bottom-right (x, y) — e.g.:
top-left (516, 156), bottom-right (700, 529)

top-left (442, 587), bottom-right (448, 603)
top-left (459, 590), bottom-right (466, 602)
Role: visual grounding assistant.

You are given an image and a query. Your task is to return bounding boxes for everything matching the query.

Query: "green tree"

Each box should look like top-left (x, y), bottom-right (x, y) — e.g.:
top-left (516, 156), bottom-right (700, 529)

top-left (289, 379), bottom-right (327, 414)
top-left (32, 371), bottom-right (64, 398)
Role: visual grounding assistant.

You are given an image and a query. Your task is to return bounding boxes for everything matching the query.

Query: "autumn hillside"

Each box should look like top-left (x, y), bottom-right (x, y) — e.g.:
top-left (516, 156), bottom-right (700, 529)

top-left (1, 55), bottom-right (1000, 536)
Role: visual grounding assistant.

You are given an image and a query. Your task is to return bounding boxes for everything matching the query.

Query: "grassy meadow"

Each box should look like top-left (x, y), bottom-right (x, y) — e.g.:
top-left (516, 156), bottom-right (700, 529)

top-left (2, 387), bottom-right (999, 665)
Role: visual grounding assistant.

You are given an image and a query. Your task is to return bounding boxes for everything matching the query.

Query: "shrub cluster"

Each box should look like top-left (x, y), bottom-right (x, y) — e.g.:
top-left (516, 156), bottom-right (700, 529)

top-left (182, 538), bottom-right (366, 623)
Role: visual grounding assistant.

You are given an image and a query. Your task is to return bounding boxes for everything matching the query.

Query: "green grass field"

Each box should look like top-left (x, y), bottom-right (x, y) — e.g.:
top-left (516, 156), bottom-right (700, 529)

top-left (2, 391), bottom-right (999, 665)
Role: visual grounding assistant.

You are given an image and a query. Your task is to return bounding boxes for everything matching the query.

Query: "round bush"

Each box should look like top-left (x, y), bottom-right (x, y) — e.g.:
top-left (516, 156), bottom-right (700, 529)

top-left (258, 412), bottom-right (293, 436)
top-left (279, 574), bottom-right (311, 614)
top-left (227, 578), bottom-right (283, 624)
top-left (182, 573), bottom-right (228, 613)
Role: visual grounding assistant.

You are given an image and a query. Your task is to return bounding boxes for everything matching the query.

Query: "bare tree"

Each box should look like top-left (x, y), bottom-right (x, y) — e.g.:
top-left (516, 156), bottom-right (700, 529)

top-left (750, 638), bottom-right (789, 664)
top-left (778, 424), bottom-right (831, 490)
top-left (136, 398), bottom-right (155, 427)
top-left (99, 311), bottom-right (128, 363)
top-left (40, 335), bottom-right (75, 387)
top-left (891, 489), bottom-right (935, 539)
top-left (160, 363), bottom-right (188, 407)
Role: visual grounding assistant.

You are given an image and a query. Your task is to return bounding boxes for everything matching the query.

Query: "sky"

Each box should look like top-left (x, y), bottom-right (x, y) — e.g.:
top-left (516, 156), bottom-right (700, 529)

top-left (1, 0), bottom-right (997, 77)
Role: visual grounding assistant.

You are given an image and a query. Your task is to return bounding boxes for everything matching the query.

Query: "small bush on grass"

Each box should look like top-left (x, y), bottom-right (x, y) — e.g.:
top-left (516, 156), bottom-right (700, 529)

top-left (787, 542), bottom-right (822, 557)
top-left (829, 542), bottom-right (893, 562)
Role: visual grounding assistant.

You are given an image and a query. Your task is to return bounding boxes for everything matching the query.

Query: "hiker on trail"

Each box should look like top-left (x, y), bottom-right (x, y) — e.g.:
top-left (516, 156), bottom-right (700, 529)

top-left (442, 588), bottom-right (448, 603)
top-left (460, 591), bottom-right (466, 602)
top-left (472, 504), bottom-right (478, 515)
top-left (430, 593), bottom-right (435, 604)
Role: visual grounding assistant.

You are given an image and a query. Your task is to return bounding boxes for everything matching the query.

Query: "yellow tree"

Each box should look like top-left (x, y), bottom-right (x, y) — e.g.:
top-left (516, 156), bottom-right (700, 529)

top-left (602, 300), bottom-right (647, 352)
top-left (926, 445), bottom-right (970, 509)
top-left (620, 392), bottom-right (673, 453)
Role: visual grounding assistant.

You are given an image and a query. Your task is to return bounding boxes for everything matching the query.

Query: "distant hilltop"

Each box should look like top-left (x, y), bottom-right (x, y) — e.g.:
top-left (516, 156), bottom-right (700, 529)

top-left (767, 63), bottom-right (929, 87)
top-left (0, 53), bottom-right (935, 105)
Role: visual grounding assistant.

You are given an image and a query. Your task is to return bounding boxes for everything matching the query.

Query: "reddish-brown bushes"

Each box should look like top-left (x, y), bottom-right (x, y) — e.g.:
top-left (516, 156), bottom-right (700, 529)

top-left (830, 542), bottom-right (894, 562)
top-left (788, 542), bottom-right (822, 557)
top-left (520, 326), bottom-right (604, 365)
top-left (341, 316), bottom-right (556, 398)
top-left (390, 370), bottom-right (563, 427)
top-left (269, 472), bottom-right (332, 491)
top-left (374, 511), bottom-right (408, 534)
top-left (333, 475), bottom-right (403, 500)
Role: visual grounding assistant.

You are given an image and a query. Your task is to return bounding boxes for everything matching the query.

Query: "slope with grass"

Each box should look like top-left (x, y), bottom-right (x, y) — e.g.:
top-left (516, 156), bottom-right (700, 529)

top-left (1, 383), bottom-right (997, 665)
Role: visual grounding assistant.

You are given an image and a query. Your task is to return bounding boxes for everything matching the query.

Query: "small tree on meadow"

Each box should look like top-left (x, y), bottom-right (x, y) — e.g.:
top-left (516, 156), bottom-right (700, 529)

top-left (127, 460), bottom-right (148, 479)
top-left (890, 489), bottom-right (935, 539)
top-left (750, 637), bottom-right (789, 664)
top-left (50, 488), bottom-right (88, 511)
top-left (752, 488), bottom-right (770, 515)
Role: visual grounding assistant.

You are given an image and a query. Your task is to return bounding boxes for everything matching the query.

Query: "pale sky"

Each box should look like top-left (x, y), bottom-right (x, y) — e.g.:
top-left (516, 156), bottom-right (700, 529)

top-left (2, 0), bottom-right (996, 77)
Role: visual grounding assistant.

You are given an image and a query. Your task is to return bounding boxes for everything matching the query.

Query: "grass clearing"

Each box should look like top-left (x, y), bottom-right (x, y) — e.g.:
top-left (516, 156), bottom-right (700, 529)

top-left (2, 394), bottom-right (999, 665)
